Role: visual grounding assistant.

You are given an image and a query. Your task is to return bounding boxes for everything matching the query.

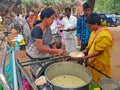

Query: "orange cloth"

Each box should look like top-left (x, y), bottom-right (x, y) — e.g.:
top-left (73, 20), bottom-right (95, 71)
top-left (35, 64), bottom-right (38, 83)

top-left (27, 13), bottom-right (38, 30)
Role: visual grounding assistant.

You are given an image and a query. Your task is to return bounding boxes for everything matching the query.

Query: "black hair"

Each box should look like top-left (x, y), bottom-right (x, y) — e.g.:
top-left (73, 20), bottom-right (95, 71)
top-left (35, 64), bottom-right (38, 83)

top-left (33, 8), bottom-right (55, 26)
top-left (31, 10), bottom-right (35, 12)
top-left (86, 13), bottom-right (101, 26)
top-left (65, 7), bottom-right (71, 12)
top-left (33, 20), bottom-right (40, 26)
top-left (16, 13), bottom-right (19, 16)
top-left (83, 2), bottom-right (91, 10)
top-left (40, 8), bottom-right (55, 20)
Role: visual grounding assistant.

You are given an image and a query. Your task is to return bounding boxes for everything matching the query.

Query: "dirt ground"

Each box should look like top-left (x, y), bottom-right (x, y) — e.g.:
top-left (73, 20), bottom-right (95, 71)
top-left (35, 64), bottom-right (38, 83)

top-left (0, 26), bottom-right (120, 82)
top-left (108, 26), bottom-right (120, 81)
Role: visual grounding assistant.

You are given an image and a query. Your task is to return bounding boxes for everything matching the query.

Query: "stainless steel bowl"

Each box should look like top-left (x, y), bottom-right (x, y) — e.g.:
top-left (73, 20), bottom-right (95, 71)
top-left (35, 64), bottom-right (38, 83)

top-left (98, 78), bottom-right (120, 90)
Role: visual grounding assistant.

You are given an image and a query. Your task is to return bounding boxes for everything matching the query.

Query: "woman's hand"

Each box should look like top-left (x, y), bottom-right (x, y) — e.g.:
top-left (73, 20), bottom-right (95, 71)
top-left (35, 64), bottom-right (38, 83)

top-left (70, 56), bottom-right (85, 61)
top-left (50, 49), bottom-right (66, 56)
top-left (77, 56), bottom-right (87, 60)
top-left (57, 49), bottom-right (66, 56)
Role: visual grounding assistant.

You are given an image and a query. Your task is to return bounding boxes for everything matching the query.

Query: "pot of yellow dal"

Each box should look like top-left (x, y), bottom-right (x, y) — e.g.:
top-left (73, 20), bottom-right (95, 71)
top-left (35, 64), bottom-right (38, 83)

top-left (45, 62), bottom-right (92, 90)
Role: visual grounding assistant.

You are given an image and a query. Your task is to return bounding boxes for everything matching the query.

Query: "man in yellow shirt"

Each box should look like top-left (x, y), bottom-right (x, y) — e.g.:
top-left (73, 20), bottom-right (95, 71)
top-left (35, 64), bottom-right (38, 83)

top-left (78, 13), bottom-right (113, 83)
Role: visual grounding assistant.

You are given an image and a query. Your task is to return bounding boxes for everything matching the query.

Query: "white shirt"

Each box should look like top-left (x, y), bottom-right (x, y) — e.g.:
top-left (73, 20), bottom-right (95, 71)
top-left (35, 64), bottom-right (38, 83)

top-left (62, 15), bottom-right (77, 39)
top-left (50, 20), bottom-right (58, 34)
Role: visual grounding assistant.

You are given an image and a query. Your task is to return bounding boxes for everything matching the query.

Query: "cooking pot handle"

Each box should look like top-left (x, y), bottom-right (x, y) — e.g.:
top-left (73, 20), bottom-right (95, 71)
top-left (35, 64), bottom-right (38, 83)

top-left (47, 83), bottom-right (53, 90)
top-left (83, 61), bottom-right (111, 78)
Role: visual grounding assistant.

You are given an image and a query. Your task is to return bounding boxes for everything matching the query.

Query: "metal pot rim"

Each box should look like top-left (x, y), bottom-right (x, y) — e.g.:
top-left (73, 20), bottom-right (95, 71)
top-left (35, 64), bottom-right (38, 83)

top-left (45, 62), bottom-right (92, 89)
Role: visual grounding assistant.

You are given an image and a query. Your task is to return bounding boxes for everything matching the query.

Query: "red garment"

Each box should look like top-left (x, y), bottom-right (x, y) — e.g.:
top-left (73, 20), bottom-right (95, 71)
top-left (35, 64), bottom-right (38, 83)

top-left (27, 13), bottom-right (38, 30)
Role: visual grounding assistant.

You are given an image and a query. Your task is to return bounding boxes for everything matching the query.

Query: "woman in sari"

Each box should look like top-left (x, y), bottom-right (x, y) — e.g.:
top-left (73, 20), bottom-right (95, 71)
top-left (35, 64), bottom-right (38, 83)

top-left (78, 13), bottom-right (113, 83)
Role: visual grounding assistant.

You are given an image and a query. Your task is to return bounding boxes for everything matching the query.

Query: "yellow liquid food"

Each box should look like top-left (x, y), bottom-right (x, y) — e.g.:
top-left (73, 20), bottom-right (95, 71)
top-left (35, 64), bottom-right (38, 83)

top-left (51, 75), bottom-right (86, 88)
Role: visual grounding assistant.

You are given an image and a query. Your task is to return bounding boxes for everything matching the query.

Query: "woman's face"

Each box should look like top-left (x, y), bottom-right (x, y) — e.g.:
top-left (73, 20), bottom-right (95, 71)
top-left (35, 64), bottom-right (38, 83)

top-left (87, 23), bottom-right (99, 31)
top-left (45, 14), bottom-right (55, 26)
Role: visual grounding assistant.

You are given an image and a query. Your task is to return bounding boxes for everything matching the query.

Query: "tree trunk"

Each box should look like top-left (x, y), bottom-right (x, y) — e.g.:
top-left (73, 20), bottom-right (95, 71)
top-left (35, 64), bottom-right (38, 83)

top-left (87, 0), bottom-right (95, 12)
top-left (0, 0), bottom-right (21, 17)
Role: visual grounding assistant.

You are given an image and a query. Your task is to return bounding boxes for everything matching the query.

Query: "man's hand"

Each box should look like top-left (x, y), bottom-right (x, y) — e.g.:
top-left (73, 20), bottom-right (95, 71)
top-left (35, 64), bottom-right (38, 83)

top-left (66, 28), bottom-right (70, 32)
top-left (60, 29), bottom-right (67, 32)
top-left (60, 30), bottom-right (63, 32)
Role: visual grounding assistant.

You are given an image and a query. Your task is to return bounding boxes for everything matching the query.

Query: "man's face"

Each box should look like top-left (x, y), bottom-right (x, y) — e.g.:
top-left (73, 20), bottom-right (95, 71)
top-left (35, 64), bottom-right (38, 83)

top-left (83, 8), bottom-right (91, 18)
top-left (65, 10), bottom-right (71, 17)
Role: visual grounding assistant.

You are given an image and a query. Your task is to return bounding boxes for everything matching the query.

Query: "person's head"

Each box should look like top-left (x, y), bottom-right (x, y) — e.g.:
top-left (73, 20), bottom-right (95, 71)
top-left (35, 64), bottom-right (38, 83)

top-left (29, 11), bottom-right (34, 16)
top-left (35, 8), bottom-right (55, 26)
top-left (76, 12), bottom-right (81, 19)
top-left (102, 18), bottom-right (106, 21)
top-left (64, 7), bottom-right (71, 18)
top-left (86, 13), bottom-right (101, 31)
top-left (101, 18), bottom-right (107, 26)
top-left (83, 2), bottom-right (91, 18)
top-left (59, 14), bottom-right (64, 20)
top-left (16, 13), bottom-right (19, 17)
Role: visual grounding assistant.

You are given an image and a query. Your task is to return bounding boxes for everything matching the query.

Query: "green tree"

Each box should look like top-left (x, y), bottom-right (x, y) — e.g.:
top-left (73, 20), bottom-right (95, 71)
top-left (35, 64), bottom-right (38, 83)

top-left (87, 0), bottom-right (95, 12)
top-left (94, 0), bottom-right (120, 14)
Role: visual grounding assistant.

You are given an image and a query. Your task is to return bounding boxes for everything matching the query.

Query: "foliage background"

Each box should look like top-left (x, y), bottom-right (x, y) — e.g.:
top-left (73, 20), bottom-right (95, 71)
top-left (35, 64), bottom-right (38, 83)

top-left (21, 0), bottom-right (120, 14)
top-left (94, 0), bottom-right (120, 14)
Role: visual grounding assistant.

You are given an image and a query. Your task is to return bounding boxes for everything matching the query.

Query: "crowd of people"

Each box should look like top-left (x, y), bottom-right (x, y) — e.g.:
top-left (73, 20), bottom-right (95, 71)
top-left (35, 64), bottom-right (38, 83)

top-left (1, 1), bottom-right (113, 84)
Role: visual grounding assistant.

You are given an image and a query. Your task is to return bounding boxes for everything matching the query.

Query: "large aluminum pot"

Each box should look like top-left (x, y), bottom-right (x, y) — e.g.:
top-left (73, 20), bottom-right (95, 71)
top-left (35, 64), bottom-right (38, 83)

top-left (45, 62), bottom-right (92, 90)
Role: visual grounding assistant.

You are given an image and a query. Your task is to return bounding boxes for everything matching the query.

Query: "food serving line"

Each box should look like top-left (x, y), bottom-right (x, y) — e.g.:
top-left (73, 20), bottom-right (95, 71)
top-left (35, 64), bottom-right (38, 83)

top-left (0, 41), bottom-right (120, 90)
